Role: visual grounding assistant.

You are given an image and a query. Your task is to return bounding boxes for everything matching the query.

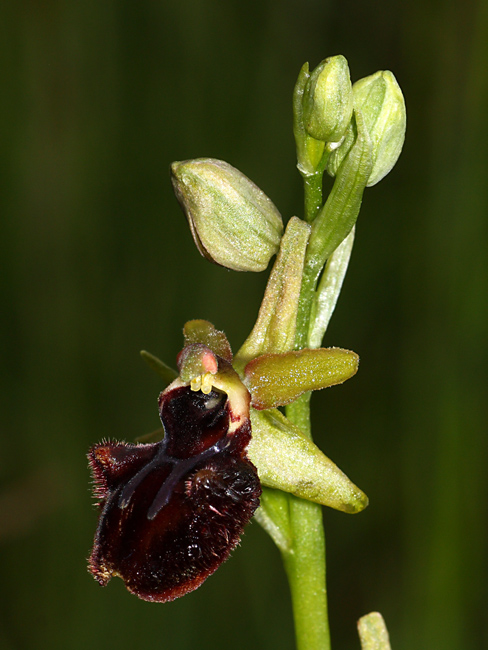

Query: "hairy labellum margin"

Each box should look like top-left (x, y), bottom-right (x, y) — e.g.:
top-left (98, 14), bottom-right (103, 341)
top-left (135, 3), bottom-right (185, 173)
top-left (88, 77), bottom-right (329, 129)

top-left (88, 382), bottom-right (261, 602)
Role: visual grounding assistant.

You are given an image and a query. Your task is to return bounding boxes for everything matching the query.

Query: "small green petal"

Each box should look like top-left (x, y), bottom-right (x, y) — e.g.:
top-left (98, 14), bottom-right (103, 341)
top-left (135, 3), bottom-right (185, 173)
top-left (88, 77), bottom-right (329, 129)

top-left (249, 408), bottom-right (368, 513)
top-left (244, 347), bottom-right (359, 410)
top-left (140, 350), bottom-right (178, 387)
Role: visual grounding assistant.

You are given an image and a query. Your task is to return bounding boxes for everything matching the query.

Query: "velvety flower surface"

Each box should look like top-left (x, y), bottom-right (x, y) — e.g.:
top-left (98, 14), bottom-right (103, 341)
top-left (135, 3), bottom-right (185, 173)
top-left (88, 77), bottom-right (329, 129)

top-left (88, 379), bottom-right (261, 602)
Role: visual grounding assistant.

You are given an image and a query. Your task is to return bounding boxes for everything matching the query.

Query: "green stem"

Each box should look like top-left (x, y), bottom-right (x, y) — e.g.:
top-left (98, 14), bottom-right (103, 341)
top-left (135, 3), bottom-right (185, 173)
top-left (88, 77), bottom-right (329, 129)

top-left (284, 393), bottom-right (330, 650)
top-left (303, 173), bottom-right (323, 223)
top-left (282, 166), bottom-right (331, 650)
top-left (283, 495), bottom-right (329, 650)
top-left (296, 110), bottom-right (372, 350)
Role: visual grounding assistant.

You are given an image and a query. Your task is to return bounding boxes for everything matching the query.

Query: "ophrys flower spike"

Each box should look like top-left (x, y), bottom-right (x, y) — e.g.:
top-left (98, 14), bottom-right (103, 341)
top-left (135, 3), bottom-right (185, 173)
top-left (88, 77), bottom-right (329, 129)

top-left (87, 52), bottom-right (405, 650)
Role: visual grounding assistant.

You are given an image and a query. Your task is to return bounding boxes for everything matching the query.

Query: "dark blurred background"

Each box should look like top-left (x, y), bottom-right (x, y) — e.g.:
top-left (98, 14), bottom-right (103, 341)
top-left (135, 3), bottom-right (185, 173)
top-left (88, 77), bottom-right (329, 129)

top-left (1, 1), bottom-right (487, 649)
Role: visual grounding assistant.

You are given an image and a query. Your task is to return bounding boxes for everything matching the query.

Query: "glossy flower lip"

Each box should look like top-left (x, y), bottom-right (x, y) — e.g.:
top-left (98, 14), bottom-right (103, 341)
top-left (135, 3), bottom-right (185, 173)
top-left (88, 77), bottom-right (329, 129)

top-left (88, 381), bottom-right (261, 602)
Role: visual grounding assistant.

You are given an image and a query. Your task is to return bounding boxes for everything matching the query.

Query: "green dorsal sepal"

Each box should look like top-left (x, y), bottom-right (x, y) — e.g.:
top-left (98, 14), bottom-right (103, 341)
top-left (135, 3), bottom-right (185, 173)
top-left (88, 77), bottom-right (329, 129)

top-left (183, 319), bottom-right (233, 362)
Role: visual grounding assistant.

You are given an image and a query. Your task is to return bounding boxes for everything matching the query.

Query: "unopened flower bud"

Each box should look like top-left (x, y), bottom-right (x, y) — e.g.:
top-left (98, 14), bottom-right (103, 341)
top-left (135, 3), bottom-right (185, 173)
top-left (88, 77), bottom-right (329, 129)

top-left (302, 55), bottom-right (353, 143)
top-left (171, 158), bottom-right (283, 272)
top-left (353, 70), bottom-right (406, 186)
top-left (328, 71), bottom-right (406, 186)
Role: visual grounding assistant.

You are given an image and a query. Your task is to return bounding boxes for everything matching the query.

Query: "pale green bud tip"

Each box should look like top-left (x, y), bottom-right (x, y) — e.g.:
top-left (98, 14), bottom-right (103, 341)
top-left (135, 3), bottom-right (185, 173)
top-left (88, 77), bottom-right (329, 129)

top-left (171, 158), bottom-right (283, 272)
top-left (353, 70), bottom-right (406, 186)
top-left (302, 55), bottom-right (353, 143)
top-left (358, 612), bottom-right (391, 650)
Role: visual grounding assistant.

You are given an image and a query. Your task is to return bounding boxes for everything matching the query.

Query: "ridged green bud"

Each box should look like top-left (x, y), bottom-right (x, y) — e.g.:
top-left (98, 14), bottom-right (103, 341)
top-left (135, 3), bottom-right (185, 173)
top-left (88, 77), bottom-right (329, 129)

top-left (353, 71), bottom-right (406, 186)
top-left (302, 55), bottom-right (353, 143)
top-left (171, 158), bottom-right (283, 272)
top-left (327, 71), bottom-right (406, 186)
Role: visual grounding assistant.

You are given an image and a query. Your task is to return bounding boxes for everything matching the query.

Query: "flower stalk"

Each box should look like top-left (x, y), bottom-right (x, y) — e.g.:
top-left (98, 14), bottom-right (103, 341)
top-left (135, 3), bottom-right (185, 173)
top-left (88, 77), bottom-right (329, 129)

top-left (282, 166), bottom-right (333, 650)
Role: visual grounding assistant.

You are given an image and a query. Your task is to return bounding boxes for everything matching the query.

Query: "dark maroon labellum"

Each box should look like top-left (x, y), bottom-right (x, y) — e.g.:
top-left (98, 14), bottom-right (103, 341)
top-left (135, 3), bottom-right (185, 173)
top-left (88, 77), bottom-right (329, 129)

top-left (88, 385), bottom-right (261, 602)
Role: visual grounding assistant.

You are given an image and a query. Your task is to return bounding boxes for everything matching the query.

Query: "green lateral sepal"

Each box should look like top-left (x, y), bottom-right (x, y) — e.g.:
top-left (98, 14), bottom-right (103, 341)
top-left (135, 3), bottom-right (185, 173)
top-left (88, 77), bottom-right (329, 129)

top-left (248, 408), bottom-right (368, 513)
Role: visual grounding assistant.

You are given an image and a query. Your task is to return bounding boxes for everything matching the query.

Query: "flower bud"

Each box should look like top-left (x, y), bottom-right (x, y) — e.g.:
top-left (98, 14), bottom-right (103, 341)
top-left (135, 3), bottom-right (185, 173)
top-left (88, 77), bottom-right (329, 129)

top-left (171, 158), bottom-right (283, 272)
top-left (353, 71), bottom-right (406, 186)
top-left (327, 71), bottom-right (406, 186)
top-left (302, 55), bottom-right (353, 143)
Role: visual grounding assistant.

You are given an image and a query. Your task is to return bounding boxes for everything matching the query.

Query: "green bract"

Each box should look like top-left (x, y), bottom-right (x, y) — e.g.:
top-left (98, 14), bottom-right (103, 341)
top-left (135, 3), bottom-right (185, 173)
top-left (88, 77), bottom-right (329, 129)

top-left (302, 55), bottom-right (353, 144)
top-left (234, 217), bottom-right (311, 372)
top-left (310, 108), bottom-right (372, 264)
top-left (171, 158), bottom-right (283, 271)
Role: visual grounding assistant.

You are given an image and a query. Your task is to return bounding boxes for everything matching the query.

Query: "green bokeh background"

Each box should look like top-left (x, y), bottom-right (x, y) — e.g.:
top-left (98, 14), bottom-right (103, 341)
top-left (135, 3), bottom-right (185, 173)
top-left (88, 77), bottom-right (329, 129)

top-left (1, 2), bottom-right (487, 649)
